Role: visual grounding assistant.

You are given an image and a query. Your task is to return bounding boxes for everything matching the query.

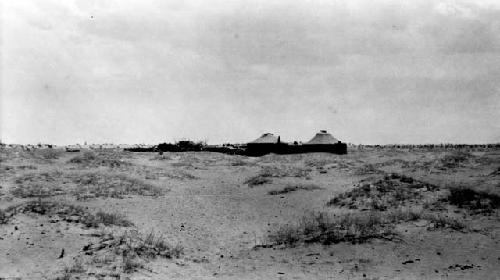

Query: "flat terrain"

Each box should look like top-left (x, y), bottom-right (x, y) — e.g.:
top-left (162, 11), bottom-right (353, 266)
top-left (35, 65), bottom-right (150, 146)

top-left (0, 147), bottom-right (499, 279)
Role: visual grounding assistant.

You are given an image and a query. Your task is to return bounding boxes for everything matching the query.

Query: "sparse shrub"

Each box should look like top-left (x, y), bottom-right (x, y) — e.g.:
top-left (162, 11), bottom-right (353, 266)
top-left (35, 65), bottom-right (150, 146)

top-left (94, 211), bottom-right (133, 227)
top-left (65, 258), bottom-right (86, 274)
top-left (150, 154), bottom-right (172, 161)
top-left (70, 171), bottom-right (163, 199)
top-left (354, 164), bottom-right (384, 175)
top-left (267, 211), bottom-right (395, 246)
top-left (68, 151), bottom-right (97, 164)
top-left (327, 174), bottom-right (439, 210)
top-left (36, 148), bottom-right (63, 159)
top-left (268, 224), bottom-right (300, 245)
top-left (12, 170), bottom-right (163, 199)
top-left (123, 254), bottom-right (143, 273)
top-left (231, 158), bottom-right (250, 166)
top-left (15, 171), bottom-right (63, 185)
top-left (245, 165), bottom-right (312, 187)
top-left (54, 272), bottom-right (72, 280)
top-left (9, 200), bottom-right (133, 228)
top-left (259, 165), bottom-right (311, 178)
top-left (385, 208), bottom-right (466, 230)
top-left (244, 175), bottom-right (272, 187)
top-left (11, 182), bottom-right (66, 198)
top-left (267, 208), bottom-right (467, 247)
top-left (438, 151), bottom-right (473, 169)
top-left (489, 166), bottom-right (500, 176)
top-left (68, 151), bottom-right (128, 168)
top-left (169, 244), bottom-right (184, 259)
top-left (268, 183), bottom-right (321, 195)
top-left (386, 208), bottom-right (423, 223)
top-left (12, 171), bottom-right (66, 198)
top-left (0, 208), bottom-right (9, 224)
top-left (446, 187), bottom-right (500, 213)
top-left (17, 165), bottom-right (38, 170)
top-left (171, 161), bottom-right (195, 168)
top-left (84, 230), bottom-right (182, 273)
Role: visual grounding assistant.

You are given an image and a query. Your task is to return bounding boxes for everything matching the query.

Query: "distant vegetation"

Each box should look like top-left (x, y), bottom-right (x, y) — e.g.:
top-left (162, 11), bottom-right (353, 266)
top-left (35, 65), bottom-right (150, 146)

top-left (68, 151), bottom-right (130, 168)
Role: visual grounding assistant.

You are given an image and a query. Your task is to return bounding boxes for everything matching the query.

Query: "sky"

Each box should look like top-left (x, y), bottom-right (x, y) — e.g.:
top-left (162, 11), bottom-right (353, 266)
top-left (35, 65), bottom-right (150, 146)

top-left (1, 0), bottom-right (500, 145)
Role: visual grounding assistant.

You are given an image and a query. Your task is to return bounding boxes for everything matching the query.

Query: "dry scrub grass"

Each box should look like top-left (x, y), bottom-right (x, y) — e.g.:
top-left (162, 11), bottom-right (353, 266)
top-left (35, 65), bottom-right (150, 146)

top-left (70, 171), bottom-right (162, 199)
top-left (327, 174), bottom-right (440, 211)
top-left (244, 175), bottom-right (273, 187)
top-left (268, 183), bottom-right (322, 195)
top-left (444, 186), bottom-right (500, 214)
top-left (267, 209), bottom-right (466, 247)
top-left (60, 230), bottom-right (183, 277)
top-left (2, 200), bottom-right (133, 228)
top-left (354, 163), bottom-right (385, 175)
top-left (245, 165), bottom-right (312, 187)
top-left (68, 151), bottom-right (130, 168)
top-left (267, 211), bottom-right (396, 246)
top-left (437, 151), bottom-right (474, 169)
top-left (12, 170), bottom-right (163, 199)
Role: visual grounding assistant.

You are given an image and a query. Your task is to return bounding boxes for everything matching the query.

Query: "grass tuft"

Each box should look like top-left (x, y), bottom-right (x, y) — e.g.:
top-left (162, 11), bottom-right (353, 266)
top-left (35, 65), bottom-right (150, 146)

top-left (94, 211), bottom-right (134, 227)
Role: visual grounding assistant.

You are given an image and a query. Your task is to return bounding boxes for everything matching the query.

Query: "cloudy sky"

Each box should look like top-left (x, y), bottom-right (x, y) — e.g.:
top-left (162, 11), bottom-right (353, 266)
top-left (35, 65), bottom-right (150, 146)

top-left (1, 0), bottom-right (499, 145)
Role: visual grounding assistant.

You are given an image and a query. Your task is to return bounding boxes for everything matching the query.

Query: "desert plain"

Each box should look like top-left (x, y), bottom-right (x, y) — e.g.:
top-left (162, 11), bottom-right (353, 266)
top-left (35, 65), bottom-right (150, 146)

top-left (0, 147), bottom-right (499, 279)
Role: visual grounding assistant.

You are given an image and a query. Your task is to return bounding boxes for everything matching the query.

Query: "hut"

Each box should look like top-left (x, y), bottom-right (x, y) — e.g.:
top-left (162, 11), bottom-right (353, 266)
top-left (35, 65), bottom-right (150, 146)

top-left (303, 130), bottom-right (347, 154)
top-left (250, 133), bottom-right (279, 144)
top-left (246, 133), bottom-right (284, 156)
top-left (306, 130), bottom-right (339, 145)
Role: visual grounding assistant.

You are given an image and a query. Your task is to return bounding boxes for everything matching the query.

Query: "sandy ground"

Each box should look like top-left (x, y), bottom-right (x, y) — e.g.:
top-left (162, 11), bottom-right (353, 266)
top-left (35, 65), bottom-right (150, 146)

top-left (0, 148), bottom-right (499, 279)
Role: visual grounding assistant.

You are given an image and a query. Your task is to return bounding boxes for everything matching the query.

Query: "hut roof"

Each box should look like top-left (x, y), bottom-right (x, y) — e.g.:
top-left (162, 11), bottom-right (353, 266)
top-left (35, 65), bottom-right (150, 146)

top-left (249, 133), bottom-right (279, 144)
top-left (305, 130), bottom-right (339, 145)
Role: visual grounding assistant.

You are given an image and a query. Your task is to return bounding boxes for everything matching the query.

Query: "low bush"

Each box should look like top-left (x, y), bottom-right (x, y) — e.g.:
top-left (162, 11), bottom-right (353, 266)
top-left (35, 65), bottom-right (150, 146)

top-left (68, 151), bottom-right (97, 164)
top-left (267, 208), bottom-right (467, 247)
top-left (245, 165), bottom-right (311, 187)
top-left (327, 174), bottom-right (439, 210)
top-left (438, 151), bottom-right (473, 169)
top-left (12, 170), bottom-right (163, 199)
top-left (267, 211), bottom-right (396, 246)
top-left (446, 187), bottom-right (500, 213)
top-left (77, 230), bottom-right (183, 275)
top-left (424, 213), bottom-right (466, 230)
top-left (68, 151), bottom-right (129, 168)
top-left (87, 230), bottom-right (183, 261)
top-left (94, 211), bottom-right (134, 227)
top-left (70, 171), bottom-right (163, 199)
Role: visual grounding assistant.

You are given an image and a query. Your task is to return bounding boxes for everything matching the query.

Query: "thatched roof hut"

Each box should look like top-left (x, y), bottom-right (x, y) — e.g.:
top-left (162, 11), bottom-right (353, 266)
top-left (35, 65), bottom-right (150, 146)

top-left (249, 133), bottom-right (279, 144)
top-left (305, 130), bottom-right (339, 145)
